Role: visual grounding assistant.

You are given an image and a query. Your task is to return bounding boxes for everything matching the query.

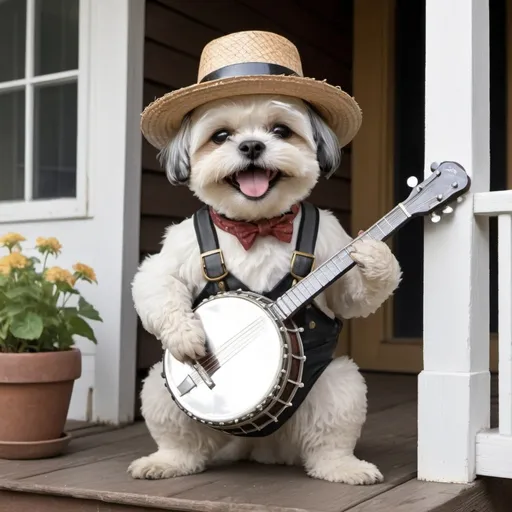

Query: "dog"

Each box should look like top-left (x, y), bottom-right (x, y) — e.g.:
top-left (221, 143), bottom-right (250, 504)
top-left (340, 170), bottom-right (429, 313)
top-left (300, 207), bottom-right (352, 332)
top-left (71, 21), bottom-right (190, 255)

top-left (128, 93), bottom-right (401, 485)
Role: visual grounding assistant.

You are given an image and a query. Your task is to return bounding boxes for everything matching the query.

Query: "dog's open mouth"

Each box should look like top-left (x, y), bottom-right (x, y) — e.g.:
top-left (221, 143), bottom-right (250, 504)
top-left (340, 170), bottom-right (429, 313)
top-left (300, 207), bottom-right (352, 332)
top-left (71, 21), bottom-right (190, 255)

top-left (226, 165), bottom-right (281, 200)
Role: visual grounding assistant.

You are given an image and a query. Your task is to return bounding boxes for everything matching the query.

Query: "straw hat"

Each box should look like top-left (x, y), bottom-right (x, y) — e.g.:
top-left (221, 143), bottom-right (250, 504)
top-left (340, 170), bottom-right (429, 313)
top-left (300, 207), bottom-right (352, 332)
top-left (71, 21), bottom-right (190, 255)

top-left (141, 30), bottom-right (362, 150)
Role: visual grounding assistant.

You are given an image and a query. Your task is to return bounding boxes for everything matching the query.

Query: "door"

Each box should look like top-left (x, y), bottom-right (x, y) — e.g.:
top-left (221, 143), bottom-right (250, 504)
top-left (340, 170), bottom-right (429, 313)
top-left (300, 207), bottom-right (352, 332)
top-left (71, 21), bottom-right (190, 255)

top-left (350, 0), bottom-right (510, 372)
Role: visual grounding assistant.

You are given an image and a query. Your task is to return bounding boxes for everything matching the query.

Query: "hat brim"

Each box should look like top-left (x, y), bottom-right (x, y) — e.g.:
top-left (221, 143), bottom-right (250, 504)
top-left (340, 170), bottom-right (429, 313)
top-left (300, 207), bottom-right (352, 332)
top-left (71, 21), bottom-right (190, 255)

top-left (140, 75), bottom-right (362, 150)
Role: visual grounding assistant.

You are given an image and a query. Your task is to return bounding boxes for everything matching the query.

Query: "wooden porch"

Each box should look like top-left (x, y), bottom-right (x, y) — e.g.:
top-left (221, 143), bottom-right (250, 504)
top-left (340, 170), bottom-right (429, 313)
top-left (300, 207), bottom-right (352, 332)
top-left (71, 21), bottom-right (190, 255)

top-left (0, 373), bottom-right (504, 512)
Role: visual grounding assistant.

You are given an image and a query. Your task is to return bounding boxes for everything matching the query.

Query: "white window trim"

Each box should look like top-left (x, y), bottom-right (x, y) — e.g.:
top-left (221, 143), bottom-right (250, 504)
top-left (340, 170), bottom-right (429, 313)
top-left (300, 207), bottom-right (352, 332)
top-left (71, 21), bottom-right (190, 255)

top-left (0, 0), bottom-right (91, 223)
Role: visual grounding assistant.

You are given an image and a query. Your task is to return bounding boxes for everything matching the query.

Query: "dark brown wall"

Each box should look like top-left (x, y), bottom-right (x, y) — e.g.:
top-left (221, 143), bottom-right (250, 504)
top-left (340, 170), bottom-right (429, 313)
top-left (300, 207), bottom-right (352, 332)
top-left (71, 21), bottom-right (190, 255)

top-left (136, 0), bottom-right (354, 415)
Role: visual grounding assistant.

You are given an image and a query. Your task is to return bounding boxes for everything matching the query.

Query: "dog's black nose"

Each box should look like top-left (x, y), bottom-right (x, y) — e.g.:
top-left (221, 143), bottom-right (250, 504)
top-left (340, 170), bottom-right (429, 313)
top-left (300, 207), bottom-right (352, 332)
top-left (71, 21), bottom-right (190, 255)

top-left (238, 140), bottom-right (266, 160)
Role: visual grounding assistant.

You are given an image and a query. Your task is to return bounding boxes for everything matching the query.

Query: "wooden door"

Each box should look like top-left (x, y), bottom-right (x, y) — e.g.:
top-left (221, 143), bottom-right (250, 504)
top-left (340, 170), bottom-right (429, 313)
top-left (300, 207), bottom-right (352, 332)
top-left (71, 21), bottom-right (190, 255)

top-left (350, 0), bottom-right (510, 373)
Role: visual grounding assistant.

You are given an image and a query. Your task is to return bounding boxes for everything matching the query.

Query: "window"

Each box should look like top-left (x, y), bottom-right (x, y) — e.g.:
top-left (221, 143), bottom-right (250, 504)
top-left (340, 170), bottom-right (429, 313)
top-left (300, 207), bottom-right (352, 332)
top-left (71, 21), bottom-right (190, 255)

top-left (0, 0), bottom-right (89, 222)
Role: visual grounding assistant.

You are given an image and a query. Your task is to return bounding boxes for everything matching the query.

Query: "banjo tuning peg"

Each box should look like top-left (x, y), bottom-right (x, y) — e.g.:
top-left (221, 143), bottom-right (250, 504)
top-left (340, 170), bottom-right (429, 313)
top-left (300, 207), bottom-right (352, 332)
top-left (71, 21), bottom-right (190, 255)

top-left (430, 212), bottom-right (442, 223)
top-left (430, 161), bottom-right (440, 172)
top-left (442, 206), bottom-right (454, 214)
top-left (406, 176), bottom-right (418, 188)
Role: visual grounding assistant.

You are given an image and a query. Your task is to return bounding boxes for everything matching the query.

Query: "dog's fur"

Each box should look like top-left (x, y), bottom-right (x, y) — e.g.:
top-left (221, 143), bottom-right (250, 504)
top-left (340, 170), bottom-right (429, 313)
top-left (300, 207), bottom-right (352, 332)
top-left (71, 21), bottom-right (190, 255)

top-left (129, 95), bottom-right (401, 485)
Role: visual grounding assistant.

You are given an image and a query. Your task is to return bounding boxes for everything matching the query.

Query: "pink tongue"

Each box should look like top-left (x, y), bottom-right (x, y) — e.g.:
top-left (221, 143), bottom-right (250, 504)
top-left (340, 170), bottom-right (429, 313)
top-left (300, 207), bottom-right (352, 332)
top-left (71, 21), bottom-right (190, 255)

top-left (236, 170), bottom-right (270, 197)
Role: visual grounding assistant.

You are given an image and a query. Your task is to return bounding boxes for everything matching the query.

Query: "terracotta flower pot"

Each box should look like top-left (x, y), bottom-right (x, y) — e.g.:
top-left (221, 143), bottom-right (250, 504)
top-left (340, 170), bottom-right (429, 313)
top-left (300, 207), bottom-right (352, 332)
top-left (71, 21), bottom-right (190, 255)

top-left (0, 348), bottom-right (81, 459)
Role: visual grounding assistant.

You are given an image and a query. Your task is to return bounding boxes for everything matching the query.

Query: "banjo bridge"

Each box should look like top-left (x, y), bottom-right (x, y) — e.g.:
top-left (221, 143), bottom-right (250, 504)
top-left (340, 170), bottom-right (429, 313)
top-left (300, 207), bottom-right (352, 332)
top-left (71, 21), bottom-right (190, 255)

top-left (192, 361), bottom-right (216, 389)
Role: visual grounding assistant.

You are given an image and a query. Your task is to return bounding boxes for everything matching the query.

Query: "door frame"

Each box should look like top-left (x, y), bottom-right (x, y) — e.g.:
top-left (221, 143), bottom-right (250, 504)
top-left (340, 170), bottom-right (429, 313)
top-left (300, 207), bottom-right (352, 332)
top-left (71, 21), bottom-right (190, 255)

top-left (351, 0), bottom-right (414, 372)
top-left (350, 0), bottom-right (509, 373)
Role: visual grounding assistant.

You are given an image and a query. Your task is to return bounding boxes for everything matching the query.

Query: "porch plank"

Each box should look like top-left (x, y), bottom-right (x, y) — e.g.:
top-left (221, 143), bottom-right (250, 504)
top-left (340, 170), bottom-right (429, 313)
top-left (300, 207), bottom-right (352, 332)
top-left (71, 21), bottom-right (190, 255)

top-left (169, 459), bottom-right (415, 512)
top-left (364, 372), bottom-right (418, 412)
top-left (65, 420), bottom-right (121, 439)
top-left (0, 490), bottom-right (172, 512)
top-left (346, 478), bottom-right (490, 512)
top-left (65, 420), bottom-right (92, 432)
top-left (169, 402), bottom-right (418, 512)
top-left (0, 424), bottom-right (149, 480)
top-left (13, 450), bottom-right (230, 499)
top-left (0, 481), bottom-right (311, 512)
top-left (0, 400), bottom-right (417, 512)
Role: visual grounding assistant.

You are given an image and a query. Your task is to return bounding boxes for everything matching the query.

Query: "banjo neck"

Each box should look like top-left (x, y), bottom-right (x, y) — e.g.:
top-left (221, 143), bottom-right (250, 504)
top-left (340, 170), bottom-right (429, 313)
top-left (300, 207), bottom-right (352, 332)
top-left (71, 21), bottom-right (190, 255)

top-left (271, 204), bottom-right (410, 321)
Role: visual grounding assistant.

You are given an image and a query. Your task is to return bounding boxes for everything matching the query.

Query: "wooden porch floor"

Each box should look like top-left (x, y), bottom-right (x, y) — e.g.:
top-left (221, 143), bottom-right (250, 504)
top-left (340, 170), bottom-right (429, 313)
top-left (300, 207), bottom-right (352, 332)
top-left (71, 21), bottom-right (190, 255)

top-left (0, 373), bottom-right (499, 512)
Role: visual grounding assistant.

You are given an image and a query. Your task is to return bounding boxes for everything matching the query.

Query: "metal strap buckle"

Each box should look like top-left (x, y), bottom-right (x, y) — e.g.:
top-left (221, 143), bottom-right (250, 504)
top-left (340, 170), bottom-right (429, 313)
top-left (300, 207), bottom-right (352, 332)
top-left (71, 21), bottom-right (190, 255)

top-left (290, 250), bottom-right (316, 281)
top-left (200, 249), bottom-right (229, 282)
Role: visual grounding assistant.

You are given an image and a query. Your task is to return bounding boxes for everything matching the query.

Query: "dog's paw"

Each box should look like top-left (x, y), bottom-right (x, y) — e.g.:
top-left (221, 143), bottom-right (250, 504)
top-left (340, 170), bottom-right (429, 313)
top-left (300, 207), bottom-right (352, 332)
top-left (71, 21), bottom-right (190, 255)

top-left (306, 456), bottom-right (384, 485)
top-left (128, 456), bottom-right (179, 480)
top-left (128, 453), bottom-right (204, 480)
top-left (350, 238), bottom-right (400, 287)
top-left (163, 317), bottom-right (206, 363)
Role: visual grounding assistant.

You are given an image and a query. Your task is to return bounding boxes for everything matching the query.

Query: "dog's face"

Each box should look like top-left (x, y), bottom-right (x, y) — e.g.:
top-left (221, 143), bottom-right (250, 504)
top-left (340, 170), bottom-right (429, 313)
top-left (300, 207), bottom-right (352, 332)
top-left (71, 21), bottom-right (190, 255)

top-left (159, 95), bottom-right (341, 221)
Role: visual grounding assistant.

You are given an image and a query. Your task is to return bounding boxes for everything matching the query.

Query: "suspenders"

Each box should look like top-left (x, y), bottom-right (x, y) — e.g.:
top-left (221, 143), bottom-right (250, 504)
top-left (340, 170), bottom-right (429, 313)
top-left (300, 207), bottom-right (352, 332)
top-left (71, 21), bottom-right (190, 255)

top-left (290, 202), bottom-right (319, 281)
top-left (191, 202), bottom-right (340, 438)
top-left (193, 207), bottom-right (230, 291)
top-left (193, 202), bottom-right (320, 294)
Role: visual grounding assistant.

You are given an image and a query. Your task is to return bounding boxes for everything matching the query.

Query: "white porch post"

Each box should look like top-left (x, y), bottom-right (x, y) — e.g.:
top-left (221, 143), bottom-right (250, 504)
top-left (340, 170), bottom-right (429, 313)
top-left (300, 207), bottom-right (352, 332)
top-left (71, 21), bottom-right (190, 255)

top-left (418, 0), bottom-right (491, 483)
top-left (88, 0), bottom-right (145, 424)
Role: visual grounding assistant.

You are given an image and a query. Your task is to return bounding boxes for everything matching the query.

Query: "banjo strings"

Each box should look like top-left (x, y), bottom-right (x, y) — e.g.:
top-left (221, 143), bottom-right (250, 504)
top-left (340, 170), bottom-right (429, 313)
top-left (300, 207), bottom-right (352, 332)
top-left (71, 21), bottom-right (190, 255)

top-left (187, 193), bottom-right (433, 384)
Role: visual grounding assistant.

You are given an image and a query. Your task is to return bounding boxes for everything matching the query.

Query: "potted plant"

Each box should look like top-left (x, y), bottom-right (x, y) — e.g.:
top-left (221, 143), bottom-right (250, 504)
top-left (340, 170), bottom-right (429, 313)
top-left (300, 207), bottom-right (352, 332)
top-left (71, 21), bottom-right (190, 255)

top-left (0, 232), bottom-right (102, 460)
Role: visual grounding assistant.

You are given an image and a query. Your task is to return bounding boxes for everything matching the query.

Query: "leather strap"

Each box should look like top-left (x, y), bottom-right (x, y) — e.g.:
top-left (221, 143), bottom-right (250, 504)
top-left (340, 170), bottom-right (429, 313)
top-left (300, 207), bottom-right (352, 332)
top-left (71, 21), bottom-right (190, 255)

top-left (290, 202), bottom-right (319, 280)
top-left (193, 206), bottom-right (227, 281)
top-left (193, 202), bottom-right (319, 285)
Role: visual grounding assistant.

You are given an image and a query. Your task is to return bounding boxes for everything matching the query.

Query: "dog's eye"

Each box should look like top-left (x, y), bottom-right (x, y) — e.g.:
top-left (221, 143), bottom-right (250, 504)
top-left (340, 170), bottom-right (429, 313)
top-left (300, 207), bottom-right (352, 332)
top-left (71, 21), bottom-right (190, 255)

top-left (271, 124), bottom-right (292, 139)
top-left (211, 130), bottom-right (230, 144)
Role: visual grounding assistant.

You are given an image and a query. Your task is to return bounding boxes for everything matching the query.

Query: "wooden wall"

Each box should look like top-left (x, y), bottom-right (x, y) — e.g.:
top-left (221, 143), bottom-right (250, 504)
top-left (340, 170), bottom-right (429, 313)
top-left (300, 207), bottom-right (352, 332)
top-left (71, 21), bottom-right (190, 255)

top-left (136, 0), bottom-right (354, 415)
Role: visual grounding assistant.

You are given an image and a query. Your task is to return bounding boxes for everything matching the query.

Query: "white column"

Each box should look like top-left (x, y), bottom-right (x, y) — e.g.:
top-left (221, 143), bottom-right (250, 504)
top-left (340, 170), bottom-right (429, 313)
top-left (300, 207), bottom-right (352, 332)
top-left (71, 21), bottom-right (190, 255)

top-left (497, 213), bottom-right (512, 436)
top-left (419, 0), bottom-right (491, 483)
top-left (87, 0), bottom-right (145, 424)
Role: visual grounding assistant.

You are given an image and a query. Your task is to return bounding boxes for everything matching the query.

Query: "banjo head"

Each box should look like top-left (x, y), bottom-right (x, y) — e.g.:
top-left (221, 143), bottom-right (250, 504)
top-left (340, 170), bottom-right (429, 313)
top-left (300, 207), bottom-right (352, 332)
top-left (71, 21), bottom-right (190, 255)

top-left (163, 291), bottom-right (286, 425)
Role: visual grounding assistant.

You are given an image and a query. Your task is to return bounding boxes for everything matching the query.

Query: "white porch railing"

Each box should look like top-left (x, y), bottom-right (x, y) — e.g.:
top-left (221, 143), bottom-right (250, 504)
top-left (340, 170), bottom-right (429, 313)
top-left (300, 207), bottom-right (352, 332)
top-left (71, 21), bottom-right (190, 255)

top-left (409, 0), bottom-right (511, 485)
top-left (418, 0), bottom-right (492, 484)
top-left (474, 191), bottom-right (512, 479)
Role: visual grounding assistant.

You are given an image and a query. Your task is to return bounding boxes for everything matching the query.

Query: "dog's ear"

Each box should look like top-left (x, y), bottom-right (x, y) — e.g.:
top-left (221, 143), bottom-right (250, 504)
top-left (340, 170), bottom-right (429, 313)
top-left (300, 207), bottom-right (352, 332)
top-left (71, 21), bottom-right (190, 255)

top-left (307, 106), bottom-right (342, 179)
top-left (157, 114), bottom-right (192, 186)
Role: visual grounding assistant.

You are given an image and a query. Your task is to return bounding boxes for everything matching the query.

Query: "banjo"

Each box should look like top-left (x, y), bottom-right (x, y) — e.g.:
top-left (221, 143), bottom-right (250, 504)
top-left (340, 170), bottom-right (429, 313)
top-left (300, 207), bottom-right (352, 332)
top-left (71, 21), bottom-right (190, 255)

top-left (162, 161), bottom-right (471, 435)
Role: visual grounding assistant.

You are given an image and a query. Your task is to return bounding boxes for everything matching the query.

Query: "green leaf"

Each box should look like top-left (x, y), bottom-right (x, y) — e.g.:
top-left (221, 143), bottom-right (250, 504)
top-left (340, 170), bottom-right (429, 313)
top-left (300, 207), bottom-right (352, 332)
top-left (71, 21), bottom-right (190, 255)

top-left (0, 303), bottom-right (29, 317)
top-left (0, 275), bottom-right (8, 287)
top-left (0, 321), bottom-right (10, 340)
top-left (78, 297), bottom-right (102, 322)
top-left (62, 307), bottom-right (79, 318)
top-left (4, 286), bottom-right (42, 300)
top-left (43, 314), bottom-right (61, 328)
top-left (10, 312), bottom-right (44, 341)
top-left (56, 281), bottom-right (79, 295)
top-left (68, 316), bottom-right (97, 343)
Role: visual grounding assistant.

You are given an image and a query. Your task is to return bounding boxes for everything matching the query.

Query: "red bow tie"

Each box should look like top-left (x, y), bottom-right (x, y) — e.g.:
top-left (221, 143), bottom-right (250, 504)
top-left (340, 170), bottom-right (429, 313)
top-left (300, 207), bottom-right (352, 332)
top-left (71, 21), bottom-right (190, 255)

top-left (209, 205), bottom-right (300, 251)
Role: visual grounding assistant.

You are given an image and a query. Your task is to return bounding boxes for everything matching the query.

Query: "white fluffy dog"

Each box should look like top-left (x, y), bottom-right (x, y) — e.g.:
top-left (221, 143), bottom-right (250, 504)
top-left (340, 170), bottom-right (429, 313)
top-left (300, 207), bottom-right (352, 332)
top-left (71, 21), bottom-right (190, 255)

top-left (129, 94), bottom-right (401, 485)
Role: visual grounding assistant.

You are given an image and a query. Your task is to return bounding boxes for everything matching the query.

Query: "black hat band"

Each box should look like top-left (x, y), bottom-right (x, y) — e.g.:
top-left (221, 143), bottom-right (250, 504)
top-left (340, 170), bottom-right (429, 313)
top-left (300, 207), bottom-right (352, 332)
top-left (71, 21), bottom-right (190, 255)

top-left (200, 62), bottom-right (299, 83)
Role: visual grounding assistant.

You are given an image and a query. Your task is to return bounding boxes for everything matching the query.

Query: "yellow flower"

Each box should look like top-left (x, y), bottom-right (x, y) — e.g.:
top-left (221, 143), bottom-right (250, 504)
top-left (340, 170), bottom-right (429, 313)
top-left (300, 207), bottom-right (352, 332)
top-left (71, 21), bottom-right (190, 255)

top-left (73, 263), bottom-right (97, 283)
top-left (36, 236), bottom-right (62, 255)
top-left (45, 266), bottom-right (74, 286)
top-left (0, 264), bottom-right (10, 276)
top-left (0, 232), bottom-right (26, 248)
top-left (0, 253), bottom-right (29, 270)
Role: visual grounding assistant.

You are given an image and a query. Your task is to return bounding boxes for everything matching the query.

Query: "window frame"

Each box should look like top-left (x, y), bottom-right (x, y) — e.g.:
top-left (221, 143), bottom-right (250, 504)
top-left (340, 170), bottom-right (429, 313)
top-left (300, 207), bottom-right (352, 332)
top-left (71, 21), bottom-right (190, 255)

top-left (0, 0), bottom-right (90, 223)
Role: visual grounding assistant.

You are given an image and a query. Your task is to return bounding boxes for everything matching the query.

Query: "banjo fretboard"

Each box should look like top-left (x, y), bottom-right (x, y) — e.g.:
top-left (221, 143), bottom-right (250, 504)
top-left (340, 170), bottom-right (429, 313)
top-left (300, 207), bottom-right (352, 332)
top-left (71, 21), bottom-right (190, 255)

top-left (271, 205), bottom-right (410, 320)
